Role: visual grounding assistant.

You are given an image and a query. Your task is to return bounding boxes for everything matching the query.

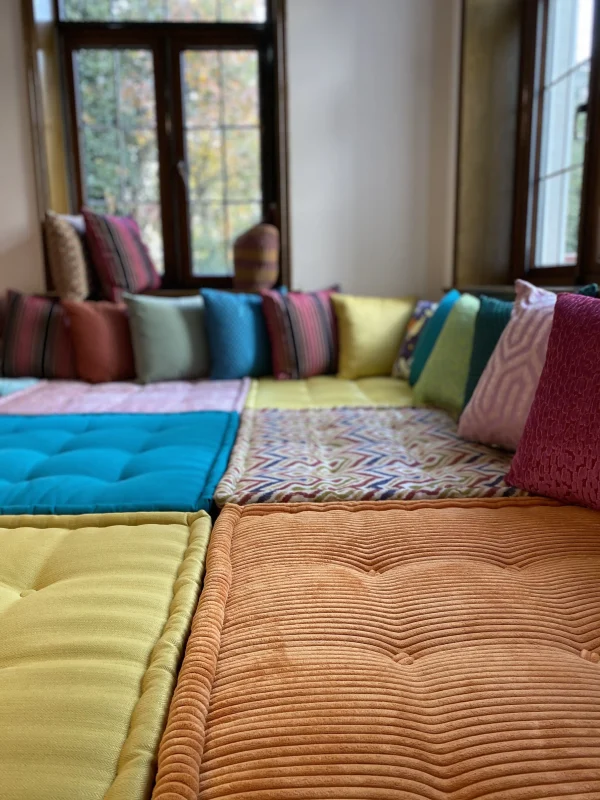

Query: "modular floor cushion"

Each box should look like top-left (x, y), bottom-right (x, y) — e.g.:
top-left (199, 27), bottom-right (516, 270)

top-left (215, 407), bottom-right (525, 506)
top-left (153, 499), bottom-right (600, 800)
top-left (246, 376), bottom-right (414, 409)
top-left (0, 377), bottom-right (250, 414)
top-left (0, 377), bottom-right (39, 397)
top-left (0, 412), bottom-right (238, 514)
top-left (0, 510), bottom-right (211, 800)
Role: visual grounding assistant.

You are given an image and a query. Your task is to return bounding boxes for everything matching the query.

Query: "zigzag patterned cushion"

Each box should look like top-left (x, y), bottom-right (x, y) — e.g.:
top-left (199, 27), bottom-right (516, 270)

top-left (215, 406), bottom-right (525, 506)
top-left (459, 281), bottom-right (557, 451)
top-left (261, 289), bottom-right (338, 379)
top-left (83, 208), bottom-right (161, 301)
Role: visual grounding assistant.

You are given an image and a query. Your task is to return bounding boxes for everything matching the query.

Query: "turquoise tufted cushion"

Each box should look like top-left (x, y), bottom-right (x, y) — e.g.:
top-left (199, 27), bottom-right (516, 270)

top-left (202, 289), bottom-right (273, 379)
top-left (0, 412), bottom-right (238, 514)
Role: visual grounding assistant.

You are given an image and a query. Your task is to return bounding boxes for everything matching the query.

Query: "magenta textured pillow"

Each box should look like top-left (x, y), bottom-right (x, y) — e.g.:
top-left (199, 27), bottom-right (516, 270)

top-left (506, 293), bottom-right (600, 509)
top-left (458, 281), bottom-right (557, 451)
top-left (261, 289), bottom-right (337, 379)
top-left (2, 291), bottom-right (76, 379)
top-left (83, 208), bottom-right (161, 301)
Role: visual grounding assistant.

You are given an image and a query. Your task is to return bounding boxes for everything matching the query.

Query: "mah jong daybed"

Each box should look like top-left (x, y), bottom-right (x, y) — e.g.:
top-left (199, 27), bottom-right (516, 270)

top-left (0, 510), bottom-right (211, 800)
top-left (154, 498), bottom-right (600, 800)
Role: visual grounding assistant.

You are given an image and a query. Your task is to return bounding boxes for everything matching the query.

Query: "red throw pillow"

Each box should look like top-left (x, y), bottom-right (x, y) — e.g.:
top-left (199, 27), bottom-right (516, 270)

top-left (2, 291), bottom-right (76, 379)
top-left (261, 289), bottom-right (338, 379)
top-left (63, 301), bottom-right (136, 383)
top-left (82, 208), bottom-right (161, 301)
top-left (506, 293), bottom-right (600, 509)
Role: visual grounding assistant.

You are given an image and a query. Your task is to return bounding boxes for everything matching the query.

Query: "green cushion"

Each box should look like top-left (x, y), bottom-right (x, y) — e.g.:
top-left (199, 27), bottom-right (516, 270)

top-left (464, 296), bottom-right (513, 407)
top-left (124, 294), bottom-right (209, 383)
top-left (413, 293), bottom-right (480, 418)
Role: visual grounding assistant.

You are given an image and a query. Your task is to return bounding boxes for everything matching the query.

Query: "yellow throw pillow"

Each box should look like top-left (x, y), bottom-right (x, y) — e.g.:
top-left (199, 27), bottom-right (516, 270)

top-left (332, 294), bottom-right (416, 379)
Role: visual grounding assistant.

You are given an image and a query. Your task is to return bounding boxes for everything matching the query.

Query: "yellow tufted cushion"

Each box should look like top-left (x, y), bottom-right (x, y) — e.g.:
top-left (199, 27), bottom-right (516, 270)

top-left (246, 376), bottom-right (414, 409)
top-left (0, 511), bottom-right (211, 800)
top-left (332, 294), bottom-right (416, 379)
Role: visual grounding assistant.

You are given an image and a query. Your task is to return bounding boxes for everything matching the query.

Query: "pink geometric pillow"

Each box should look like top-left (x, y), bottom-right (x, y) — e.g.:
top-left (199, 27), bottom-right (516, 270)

top-left (458, 280), bottom-right (557, 451)
top-left (506, 293), bottom-right (600, 509)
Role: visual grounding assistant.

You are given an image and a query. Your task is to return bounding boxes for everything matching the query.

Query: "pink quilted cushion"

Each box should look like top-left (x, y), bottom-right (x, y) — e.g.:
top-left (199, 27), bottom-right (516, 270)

top-left (458, 281), bottom-right (557, 451)
top-left (506, 293), bottom-right (600, 509)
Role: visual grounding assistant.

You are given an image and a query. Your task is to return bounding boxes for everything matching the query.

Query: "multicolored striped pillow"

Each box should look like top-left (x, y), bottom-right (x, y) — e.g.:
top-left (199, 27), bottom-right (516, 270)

top-left (83, 208), bottom-right (161, 301)
top-left (2, 292), bottom-right (76, 379)
top-left (261, 289), bottom-right (338, 379)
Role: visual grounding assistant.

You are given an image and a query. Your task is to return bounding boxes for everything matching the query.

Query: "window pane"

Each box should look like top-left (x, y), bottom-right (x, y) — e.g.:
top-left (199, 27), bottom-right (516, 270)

top-left (223, 51), bottom-right (259, 126)
top-left (535, 0), bottom-right (594, 267)
top-left (536, 168), bottom-right (583, 266)
top-left (191, 204), bottom-right (227, 274)
top-left (62, 0), bottom-right (267, 22)
top-left (540, 62), bottom-right (590, 176)
top-left (546, 0), bottom-right (593, 83)
top-left (183, 50), bottom-right (263, 275)
top-left (225, 129), bottom-right (261, 200)
top-left (187, 130), bottom-right (224, 202)
top-left (75, 48), bottom-right (164, 271)
top-left (183, 52), bottom-right (221, 128)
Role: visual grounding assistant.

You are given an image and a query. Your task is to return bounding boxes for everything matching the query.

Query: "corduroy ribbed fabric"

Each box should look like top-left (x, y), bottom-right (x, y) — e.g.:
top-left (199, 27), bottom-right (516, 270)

top-left (154, 498), bottom-right (600, 800)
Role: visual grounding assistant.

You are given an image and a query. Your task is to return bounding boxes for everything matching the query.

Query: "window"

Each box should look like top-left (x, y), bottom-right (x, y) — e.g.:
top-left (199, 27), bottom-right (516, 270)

top-left (512, 0), bottom-right (600, 282)
top-left (57, 0), bottom-right (289, 288)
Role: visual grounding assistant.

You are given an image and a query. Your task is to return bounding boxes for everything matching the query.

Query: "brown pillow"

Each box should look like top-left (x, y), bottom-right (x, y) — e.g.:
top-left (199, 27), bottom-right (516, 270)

top-left (45, 211), bottom-right (90, 301)
top-left (62, 301), bottom-right (135, 383)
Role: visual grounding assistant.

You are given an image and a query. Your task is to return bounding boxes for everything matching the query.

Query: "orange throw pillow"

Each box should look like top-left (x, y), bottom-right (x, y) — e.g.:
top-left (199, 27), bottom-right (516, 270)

top-left (63, 301), bottom-right (135, 383)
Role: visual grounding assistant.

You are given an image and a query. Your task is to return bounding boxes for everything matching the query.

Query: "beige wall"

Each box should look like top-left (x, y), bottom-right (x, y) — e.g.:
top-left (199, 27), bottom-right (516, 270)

top-left (0, 1), bottom-right (46, 295)
top-left (286, 0), bottom-right (462, 298)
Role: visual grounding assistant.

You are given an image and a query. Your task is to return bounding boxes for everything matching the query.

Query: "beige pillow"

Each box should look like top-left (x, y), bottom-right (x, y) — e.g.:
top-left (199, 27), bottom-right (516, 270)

top-left (44, 211), bottom-right (90, 301)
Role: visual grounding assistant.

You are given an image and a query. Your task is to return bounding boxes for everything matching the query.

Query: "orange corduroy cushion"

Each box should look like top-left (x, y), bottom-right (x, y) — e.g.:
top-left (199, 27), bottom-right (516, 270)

top-left (63, 301), bottom-right (135, 383)
top-left (153, 498), bottom-right (600, 800)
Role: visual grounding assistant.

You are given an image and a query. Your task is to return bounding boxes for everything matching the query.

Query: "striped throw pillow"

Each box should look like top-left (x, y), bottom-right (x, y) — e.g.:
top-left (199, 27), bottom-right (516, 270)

top-left (2, 292), bottom-right (76, 379)
top-left (261, 289), bottom-right (338, 379)
top-left (83, 208), bottom-right (161, 301)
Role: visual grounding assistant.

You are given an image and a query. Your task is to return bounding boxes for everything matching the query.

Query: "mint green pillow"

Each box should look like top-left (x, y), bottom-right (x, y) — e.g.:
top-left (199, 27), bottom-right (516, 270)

top-left (124, 293), bottom-right (209, 383)
top-left (413, 294), bottom-right (480, 418)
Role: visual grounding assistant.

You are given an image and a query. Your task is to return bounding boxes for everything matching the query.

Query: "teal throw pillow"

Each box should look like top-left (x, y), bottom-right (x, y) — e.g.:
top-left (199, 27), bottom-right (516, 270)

top-left (413, 294), bottom-right (480, 419)
top-left (409, 289), bottom-right (460, 386)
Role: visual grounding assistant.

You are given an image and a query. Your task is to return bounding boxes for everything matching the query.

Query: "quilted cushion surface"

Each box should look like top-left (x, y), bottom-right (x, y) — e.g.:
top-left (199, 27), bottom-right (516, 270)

top-left (0, 510), bottom-right (210, 800)
top-left (0, 412), bottom-right (238, 514)
top-left (154, 499), bottom-right (600, 800)
top-left (215, 407), bottom-right (524, 506)
top-left (246, 376), bottom-right (414, 409)
top-left (0, 379), bottom-right (250, 415)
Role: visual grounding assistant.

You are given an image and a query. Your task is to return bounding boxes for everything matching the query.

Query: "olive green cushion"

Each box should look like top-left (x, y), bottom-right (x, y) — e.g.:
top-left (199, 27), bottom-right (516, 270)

top-left (413, 294), bottom-right (480, 419)
top-left (124, 294), bottom-right (209, 383)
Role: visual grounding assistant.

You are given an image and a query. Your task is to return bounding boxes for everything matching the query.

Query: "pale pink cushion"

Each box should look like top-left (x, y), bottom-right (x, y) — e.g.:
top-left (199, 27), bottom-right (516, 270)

top-left (458, 281), bottom-right (556, 451)
top-left (506, 293), bottom-right (600, 509)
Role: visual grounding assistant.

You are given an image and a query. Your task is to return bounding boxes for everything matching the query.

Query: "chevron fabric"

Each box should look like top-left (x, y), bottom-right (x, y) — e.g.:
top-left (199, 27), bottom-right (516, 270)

top-left (215, 406), bottom-right (526, 506)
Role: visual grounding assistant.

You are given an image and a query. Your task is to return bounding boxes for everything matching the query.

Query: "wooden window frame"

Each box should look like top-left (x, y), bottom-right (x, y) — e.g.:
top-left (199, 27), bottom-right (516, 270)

top-left (55, 1), bottom-right (290, 290)
top-left (511, 0), bottom-right (600, 285)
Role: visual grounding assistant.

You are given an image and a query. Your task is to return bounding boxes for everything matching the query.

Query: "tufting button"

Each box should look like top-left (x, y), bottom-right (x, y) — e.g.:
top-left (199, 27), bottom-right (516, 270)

top-left (368, 568), bottom-right (379, 575)
top-left (581, 649), bottom-right (600, 664)
top-left (20, 589), bottom-right (36, 598)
